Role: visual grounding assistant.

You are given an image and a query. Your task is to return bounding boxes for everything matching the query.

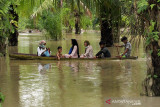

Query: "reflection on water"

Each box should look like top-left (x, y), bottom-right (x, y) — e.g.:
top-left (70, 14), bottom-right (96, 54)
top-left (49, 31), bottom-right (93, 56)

top-left (38, 63), bottom-right (51, 75)
top-left (0, 32), bottom-right (160, 107)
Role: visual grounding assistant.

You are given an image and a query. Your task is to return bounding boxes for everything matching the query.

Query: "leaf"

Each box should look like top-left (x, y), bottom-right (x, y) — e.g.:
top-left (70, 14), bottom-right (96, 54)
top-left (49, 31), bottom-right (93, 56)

top-left (157, 49), bottom-right (160, 57)
top-left (137, 0), bottom-right (148, 13)
top-left (0, 92), bottom-right (5, 103)
top-left (146, 39), bottom-right (151, 46)
top-left (153, 31), bottom-right (159, 35)
top-left (149, 20), bottom-right (156, 32)
top-left (153, 34), bottom-right (159, 41)
top-left (150, 4), bottom-right (156, 10)
top-left (153, 75), bottom-right (158, 78)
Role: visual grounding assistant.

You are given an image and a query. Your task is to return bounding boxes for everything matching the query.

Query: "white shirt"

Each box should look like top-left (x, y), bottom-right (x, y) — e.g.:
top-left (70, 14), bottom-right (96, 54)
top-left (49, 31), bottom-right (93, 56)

top-left (123, 42), bottom-right (132, 57)
top-left (70, 46), bottom-right (78, 58)
top-left (37, 47), bottom-right (46, 56)
top-left (64, 46), bottom-right (78, 58)
top-left (83, 45), bottom-right (94, 58)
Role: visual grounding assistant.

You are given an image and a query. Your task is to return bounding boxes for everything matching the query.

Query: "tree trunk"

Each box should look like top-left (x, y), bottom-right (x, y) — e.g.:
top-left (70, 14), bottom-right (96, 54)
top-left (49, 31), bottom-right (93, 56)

top-left (75, 13), bottom-right (81, 34)
top-left (100, 19), bottom-right (113, 47)
top-left (139, 18), bottom-right (145, 35)
top-left (66, 25), bottom-right (72, 33)
top-left (8, 5), bottom-right (19, 46)
top-left (113, 22), bottom-right (120, 43)
top-left (65, 21), bottom-right (72, 33)
top-left (0, 37), bottom-right (6, 55)
top-left (131, 0), bottom-right (138, 35)
top-left (142, 42), bottom-right (160, 96)
top-left (99, 1), bottom-right (113, 47)
top-left (142, 0), bottom-right (160, 96)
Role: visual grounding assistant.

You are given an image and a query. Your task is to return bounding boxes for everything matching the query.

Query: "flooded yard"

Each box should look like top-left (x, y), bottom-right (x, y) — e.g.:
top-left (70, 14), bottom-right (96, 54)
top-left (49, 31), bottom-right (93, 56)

top-left (0, 32), bottom-right (160, 107)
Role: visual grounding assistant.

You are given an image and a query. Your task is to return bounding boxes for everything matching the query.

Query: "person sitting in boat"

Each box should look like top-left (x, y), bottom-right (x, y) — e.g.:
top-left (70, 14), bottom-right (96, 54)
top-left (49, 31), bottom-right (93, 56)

top-left (80, 40), bottom-right (93, 58)
top-left (65, 39), bottom-right (80, 58)
top-left (95, 41), bottom-right (111, 58)
top-left (116, 36), bottom-right (132, 58)
top-left (56, 46), bottom-right (64, 60)
top-left (37, 40), bottom-right (51, 57)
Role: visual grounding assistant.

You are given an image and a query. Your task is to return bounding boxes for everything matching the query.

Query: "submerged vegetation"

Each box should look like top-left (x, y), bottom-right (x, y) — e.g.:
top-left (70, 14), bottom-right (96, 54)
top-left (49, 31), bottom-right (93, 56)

top-left (0, 92), bottom-right (5, 107)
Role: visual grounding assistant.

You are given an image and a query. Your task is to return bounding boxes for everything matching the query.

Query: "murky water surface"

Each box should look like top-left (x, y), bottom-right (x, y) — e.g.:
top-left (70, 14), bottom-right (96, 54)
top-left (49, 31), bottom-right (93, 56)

top-left (0, 32), bottom-right (160, 107)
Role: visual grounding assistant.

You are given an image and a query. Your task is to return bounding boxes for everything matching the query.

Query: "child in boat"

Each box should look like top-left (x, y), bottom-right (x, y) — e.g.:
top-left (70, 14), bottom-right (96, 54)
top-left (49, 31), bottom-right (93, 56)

top-left (37, 40), bottom-right (51, 57)
top-left (116, 36), bottom-right (132, 58)
top-left (95, 41), bottom-right (111, 58)
top-left (56, 46), bottom-right (63, 60)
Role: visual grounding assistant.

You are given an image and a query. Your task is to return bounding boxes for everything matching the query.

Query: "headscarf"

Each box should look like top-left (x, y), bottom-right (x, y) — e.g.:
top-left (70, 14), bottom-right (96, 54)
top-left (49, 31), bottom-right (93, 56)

top-left (39, 40), bottom-right (46, 49)
top-left (39, 40), bottom-right (46, 45)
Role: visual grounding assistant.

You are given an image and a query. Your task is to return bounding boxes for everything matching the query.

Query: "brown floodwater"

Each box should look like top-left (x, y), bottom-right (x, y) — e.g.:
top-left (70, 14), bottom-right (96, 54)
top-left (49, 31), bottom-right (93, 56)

top-left (0, 32), bottom-right (160, 107)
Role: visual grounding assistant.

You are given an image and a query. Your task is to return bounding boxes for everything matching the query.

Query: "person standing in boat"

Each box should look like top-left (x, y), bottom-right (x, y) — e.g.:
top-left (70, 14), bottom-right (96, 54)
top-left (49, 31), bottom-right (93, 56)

top-left (116, 36), bottom-right (132, 58)
top-left (37, 40), bottom-right (50, 57)
top-left (80, 40), bottom-right (93, 58)
top-left (95, 41), bottom-right (111, 58)
top-left (65, 39), bottom-right (80, 58)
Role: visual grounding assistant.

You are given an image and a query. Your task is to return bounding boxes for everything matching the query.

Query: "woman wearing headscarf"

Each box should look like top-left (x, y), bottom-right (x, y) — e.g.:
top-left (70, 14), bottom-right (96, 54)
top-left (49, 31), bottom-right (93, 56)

top-left (37, 40), bottom-right (50, 57)
top-left (65, 39), bottom-right (80, 58)
top-left (80, 40), bottom-right (93, 58)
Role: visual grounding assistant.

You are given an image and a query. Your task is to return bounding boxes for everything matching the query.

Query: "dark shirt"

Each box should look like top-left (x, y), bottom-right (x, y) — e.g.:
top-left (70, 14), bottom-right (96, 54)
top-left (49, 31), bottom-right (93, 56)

top-left (96, 47), bottom-right (111, 58)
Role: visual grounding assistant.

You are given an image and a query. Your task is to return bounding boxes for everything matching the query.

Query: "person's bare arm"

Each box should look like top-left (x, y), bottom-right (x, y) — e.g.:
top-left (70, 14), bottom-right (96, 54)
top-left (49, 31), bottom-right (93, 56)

top-left (84, 48), bottom-right (90, 57)
top-left (41, 49), bottom-right (47, 55)
top-left (120, 48), bottom-right (129, 58)
top-left (115, 45), bottom-right (123, 47)
top-left (56, 53), bottom-right (60, 60)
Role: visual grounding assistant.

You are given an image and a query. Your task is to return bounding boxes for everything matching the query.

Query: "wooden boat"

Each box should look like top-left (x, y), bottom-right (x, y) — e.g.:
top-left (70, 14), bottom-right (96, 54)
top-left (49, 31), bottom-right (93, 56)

top-left (9, 53), bottom-right (138, 60)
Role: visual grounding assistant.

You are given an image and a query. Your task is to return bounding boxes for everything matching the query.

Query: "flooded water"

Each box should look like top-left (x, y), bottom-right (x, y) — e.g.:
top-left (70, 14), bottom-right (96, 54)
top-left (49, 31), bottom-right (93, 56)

top-left (0, 32), bottom-right (160, 107)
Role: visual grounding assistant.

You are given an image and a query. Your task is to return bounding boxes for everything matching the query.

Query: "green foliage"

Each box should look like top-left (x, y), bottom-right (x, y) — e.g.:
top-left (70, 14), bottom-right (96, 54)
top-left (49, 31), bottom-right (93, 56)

top-left (0, 0), bottom-right (12, 47)
top-left (25, 19), bottom-right (35, 29)
top-left (137, 0), bottom-right (148, 13)
top-left (92, 17), bottom-right (99, 30)
top-left (147, 74), bottom-right (158, 78)
top-left (0, 92), bottom-right (5, 106)
top-left (158, 49), bottom-right (160, 57)
top-left (121, 0), bottom-right (143, 35)
top-left (18, 18), bottom-right (29, 30)
top-left (149, 21), bottom-right (156, 32)
top-left (81, 15), bottom-right (92, 30)
top-left (146, 21), bottom-right (159, 46)
top-left (40, 10), bottom-right (62, 40)
top-left (17, 0), bottom-right (45, 18)
top-left (150, 4), bottom-right (156, 10)
top-left (121, 15), bottom-right (129, 26)
top-left (61, 5), bottom-right (74, 31)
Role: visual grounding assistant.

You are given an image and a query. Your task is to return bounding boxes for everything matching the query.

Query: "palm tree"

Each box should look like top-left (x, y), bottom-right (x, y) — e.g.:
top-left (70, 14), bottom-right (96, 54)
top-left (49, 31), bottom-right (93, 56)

top-left (141, 0), bottom-right (160, 96)
top-left (8, 5), bottom-right (19, 46)
top-left (0, 0), bottom-right (11, 51)
top-left (80, 0), bottom-right (121, 46)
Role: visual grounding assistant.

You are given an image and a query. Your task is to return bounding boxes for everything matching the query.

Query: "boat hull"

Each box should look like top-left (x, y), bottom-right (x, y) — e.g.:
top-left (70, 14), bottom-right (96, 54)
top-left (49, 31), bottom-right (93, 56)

top-left (9, 53), bottom-right (138, 60)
